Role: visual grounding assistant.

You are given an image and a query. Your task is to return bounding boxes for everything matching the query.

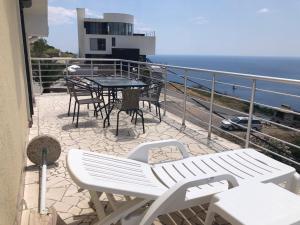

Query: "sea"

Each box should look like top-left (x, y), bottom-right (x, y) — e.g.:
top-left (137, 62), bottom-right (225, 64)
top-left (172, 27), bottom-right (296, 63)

top-left (149, 55), bottom-right (300, 112)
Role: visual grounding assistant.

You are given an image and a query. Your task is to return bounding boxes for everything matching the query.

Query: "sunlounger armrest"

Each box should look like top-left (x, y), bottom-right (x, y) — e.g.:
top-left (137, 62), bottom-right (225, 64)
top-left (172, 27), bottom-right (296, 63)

top-left (139, 173), bottom-right (239, 225)
top-left (127, 139), bottom-right (190, 163)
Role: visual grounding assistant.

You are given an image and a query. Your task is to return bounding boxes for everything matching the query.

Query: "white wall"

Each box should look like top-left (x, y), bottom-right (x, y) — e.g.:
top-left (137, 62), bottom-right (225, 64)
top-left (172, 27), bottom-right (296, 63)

top-left (103, 13), bottom-right (133, 23)
top-left (0, 1), bottom-right (31, 224)
top-left (77, 8), bottom-right (85, 57)
top-left (23, 0), bottom-right (48, 37)
top-left (83, 35), bottom-right (156, 55)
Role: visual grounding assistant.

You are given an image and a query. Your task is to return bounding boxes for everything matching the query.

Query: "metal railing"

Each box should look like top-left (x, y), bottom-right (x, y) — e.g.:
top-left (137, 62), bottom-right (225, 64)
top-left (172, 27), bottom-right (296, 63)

top-left (134, 30), bottom-right (155, 37)
top-left (31, 57), bottom-right (300, 169)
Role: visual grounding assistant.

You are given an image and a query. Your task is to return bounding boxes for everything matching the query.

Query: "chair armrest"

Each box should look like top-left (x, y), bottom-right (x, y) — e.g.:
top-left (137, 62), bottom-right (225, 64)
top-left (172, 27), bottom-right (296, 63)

top-left (139, 173), bottom-right (239, 225)
top-left (127, 139), bottom-right (190, 163)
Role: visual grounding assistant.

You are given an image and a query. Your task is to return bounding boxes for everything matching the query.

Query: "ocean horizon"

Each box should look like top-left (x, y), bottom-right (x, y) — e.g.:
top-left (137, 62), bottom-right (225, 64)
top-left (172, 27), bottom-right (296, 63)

top-left (149, 55), bottom-right (300, 111)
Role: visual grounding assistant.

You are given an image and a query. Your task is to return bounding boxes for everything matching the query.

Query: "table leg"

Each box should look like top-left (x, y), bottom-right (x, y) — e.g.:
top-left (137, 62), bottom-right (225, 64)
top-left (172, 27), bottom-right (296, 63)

top-left (103, 88), bottom-right (114, 128)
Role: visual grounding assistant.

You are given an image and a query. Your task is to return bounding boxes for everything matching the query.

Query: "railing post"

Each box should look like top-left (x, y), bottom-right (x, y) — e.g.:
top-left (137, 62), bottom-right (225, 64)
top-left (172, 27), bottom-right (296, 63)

top-left (120, 61), bottom-right (123, 77)
top-left (245, 80), bottom-right (257, 148)
top-left (208, 74), bottom-right (216, 139)
top-left (91, 60), bottom-right (94, 79)
top-left (149, 67), bottom-right (152, 82)
top-left (128, 62), bottom-right (130, 78)
top-left (38, 60), bottom-right (42, 94)
top-left (182, 70), bottom-right (188, 127)
top-left (163, 67), bottom-right (167, 116)
top-left (138, 64), bottom-right (140, 79)
top-left (114, 60), bottom-right (116, 77)
top-left (65, 60), bottom-right (69, 77)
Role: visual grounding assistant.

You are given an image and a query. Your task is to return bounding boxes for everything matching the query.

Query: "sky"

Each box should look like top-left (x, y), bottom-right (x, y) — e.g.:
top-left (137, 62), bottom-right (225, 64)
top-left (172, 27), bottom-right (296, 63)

top-left (47, 0), bottom-right (300, 57)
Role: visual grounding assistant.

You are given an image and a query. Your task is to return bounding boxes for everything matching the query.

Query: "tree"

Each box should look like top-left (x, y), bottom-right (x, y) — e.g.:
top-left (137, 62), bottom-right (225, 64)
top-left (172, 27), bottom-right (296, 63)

top-left (30, 39), bottom-right (76, 92)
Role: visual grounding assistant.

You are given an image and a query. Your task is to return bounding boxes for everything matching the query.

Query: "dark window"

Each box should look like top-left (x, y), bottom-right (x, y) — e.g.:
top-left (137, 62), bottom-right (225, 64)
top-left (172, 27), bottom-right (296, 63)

top-left (85, 21), bottom-right (133, 35)
top-left (238, 119), bottom-right (248, 124)
top-left (98, 38), bottom-right (106, 50)
top-left (90, 38), bottom-right (106, 51)
top-left (84, 22), bottom-right (108, 34)
top-left (112, 37), bottom-right (116, 47)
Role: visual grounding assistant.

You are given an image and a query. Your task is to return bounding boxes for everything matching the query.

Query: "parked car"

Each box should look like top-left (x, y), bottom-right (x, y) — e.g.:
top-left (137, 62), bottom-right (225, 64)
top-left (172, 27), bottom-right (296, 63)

top-left (221, 117), bottom-right (262, 131)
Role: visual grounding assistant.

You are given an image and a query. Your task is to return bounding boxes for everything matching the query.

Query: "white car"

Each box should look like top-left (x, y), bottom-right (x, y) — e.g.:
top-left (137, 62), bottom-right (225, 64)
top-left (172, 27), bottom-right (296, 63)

top-left (67, 65), bottom-right (80, 73)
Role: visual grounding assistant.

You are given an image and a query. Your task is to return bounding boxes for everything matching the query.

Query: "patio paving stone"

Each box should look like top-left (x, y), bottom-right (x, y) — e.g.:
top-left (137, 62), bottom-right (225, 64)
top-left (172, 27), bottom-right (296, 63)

top-left (23, 93), bottom-right (241, 225)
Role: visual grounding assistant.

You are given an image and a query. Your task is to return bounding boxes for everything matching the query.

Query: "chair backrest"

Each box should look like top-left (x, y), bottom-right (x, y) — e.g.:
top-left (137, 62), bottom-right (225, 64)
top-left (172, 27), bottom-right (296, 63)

top-left (65, 77), bottom-right (72, 94)
top-left (82, 76), bottom-right (102, 93)
top-left (68, 82), bottom-right (79, 101)
top-left (66, 77), bottom-right (92, 100)
top-left (148, 83), bottom-right (162, 101)
top-left (121, 89), bottom-right (141, 110)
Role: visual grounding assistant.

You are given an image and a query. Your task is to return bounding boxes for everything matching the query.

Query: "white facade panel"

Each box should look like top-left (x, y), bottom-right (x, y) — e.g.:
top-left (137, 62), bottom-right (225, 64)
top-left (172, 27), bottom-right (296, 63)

top-left (102, 13), bottom-right (134, 23)
top-left (83, 35), bottom-right (155, 55)
top-left (77, 8), bottom-right (85, 57)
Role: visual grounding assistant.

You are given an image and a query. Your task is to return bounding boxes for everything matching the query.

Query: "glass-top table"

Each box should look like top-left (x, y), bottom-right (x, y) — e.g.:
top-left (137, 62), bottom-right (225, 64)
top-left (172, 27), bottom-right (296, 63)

top-left (91, 76), bottom-right (147, 88)
top-left (87, 76), bottom-right (148, 127)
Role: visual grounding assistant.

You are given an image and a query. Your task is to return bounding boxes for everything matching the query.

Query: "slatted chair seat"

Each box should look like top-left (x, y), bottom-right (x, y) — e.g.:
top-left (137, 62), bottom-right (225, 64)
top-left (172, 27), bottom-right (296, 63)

top-left (151, 149), bottom-right (295, 202)
top-left (77, 98), bottom-right (105, 105)
top-left (70, 91), bottom-right (91, 97)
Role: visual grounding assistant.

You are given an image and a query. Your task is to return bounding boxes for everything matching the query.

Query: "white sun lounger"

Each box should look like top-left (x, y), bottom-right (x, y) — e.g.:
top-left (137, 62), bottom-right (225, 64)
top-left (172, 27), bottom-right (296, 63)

top-left (67, 139), bottom-right (300, 225)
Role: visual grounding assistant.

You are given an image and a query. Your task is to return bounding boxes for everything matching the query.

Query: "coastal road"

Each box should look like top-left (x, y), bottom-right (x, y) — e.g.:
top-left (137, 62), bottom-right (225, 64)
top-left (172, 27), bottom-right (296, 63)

top-left (162, 88), bottom-right (250, 140)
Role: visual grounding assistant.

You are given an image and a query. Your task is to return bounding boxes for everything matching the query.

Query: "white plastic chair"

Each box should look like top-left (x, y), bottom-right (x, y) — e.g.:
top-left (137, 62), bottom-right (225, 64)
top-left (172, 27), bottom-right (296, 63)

top-left (67, 139), bottom-right (300, 225)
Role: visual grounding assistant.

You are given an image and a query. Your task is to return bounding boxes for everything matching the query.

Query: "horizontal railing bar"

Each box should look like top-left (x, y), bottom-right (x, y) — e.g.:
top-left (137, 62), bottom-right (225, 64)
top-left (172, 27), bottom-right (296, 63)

top-left (185, 111), bottom-right (209, 127)
top-left (33, 69), bottom-right (65, 72)
top-left (32, 76), bottom-right (64, 79)
top-left (208, 99), bottom-right (300, 133)
top-left (35, 81), bottom-right (66, 84)
top-left (135, 73), bottom-right (164, 83)
top-left (208, 79), bottom-right (300, 100)
top-left (250, 128), bottom-right (300, 150)
top-left (32, 58), bottom-right (300, 85)
top-left (256, 117), bottom-right (300, 133)
top-left (31, 57), bottom-right (121, 61)
top-left (191, 97), bottom-right (300, 134)
top-left (121, 59), bottom-right (300, 85)
top-left (253, 101), bottom-right (300, 116)
top-left (249, 141), bottom-right (300, 167)
top-left (32, 64), bottom-right (120, 68)
top-left (165, 88), bottom-right (185, 96)
top-left (209, 88), bottom-right (300, 116)
top-left (194, 100), bottom-right (300, 148)
top-left (211, 124), bottom-right (246, 142)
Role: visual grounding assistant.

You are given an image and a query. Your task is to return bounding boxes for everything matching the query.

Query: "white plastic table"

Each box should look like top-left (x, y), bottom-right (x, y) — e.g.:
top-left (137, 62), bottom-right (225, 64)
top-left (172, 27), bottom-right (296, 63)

top-left (205, 182), bottom-right (300, 225)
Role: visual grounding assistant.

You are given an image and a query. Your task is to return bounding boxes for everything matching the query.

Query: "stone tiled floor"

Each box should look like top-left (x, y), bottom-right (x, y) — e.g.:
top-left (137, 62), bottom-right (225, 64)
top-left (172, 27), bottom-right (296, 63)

top-left (24, 93), bottom-right (240, 225)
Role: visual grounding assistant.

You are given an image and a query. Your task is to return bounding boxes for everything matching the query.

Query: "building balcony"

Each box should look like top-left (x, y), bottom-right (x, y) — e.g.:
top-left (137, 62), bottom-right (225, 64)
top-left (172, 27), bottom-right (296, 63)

top-left (21, 58), bottom-right (300, 225)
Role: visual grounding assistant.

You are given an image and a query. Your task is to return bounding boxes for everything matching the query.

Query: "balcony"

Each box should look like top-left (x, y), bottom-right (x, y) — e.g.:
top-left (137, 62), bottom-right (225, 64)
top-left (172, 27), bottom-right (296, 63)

top-left (133, 30), bottom-right (156, 37)
top-left (23, 58), bottom-right (300, 224)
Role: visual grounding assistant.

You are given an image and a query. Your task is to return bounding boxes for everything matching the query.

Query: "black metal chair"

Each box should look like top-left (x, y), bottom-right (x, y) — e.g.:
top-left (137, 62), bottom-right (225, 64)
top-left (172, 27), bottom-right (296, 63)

top-left (139, 83), bottom-right (162, 122)
top-left (80, 77), bottom-right (108, 117)
top-left (115, 89), bottom-right (145, 136)
top-left (68, 80), bottom-right (106, 128)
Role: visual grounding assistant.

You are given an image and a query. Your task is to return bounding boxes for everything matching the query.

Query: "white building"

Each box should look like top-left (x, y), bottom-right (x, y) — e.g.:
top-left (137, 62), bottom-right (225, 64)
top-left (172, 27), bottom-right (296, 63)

top-left (77, 8), bottom-right (156, 61)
